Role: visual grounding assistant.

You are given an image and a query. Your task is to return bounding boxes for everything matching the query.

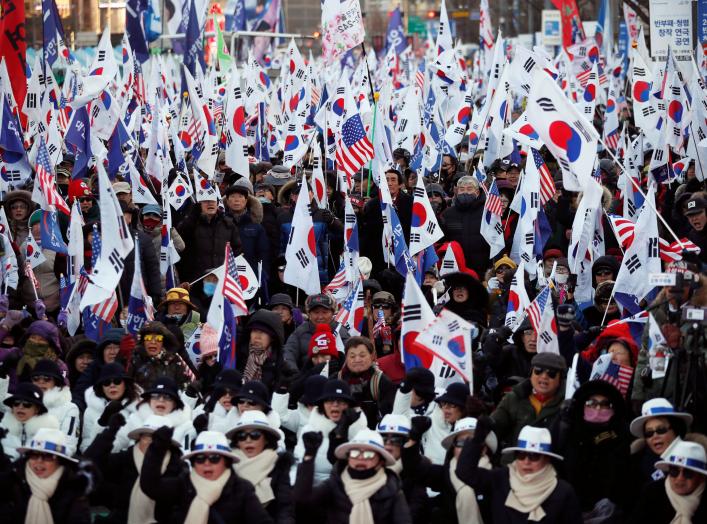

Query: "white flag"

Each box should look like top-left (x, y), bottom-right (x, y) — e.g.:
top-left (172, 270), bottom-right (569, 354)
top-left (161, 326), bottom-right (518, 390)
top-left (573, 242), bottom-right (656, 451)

top-left (24, 235), bottom-right (46, 269)
top-left (283, 176), bottom-right (321, 295)
top-left (224, 64), bottom-right (250, 177)
top-left (167, 173), bottom-right (194, 211)
top-left (410, 174), bottom-right (443, 256)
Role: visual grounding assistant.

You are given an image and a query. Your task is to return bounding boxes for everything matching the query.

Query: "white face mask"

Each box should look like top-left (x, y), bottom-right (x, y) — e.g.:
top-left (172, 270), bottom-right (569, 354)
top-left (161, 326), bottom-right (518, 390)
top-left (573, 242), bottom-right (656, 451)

top-left (555, 273), bottom-right (569, 284)
top-left (459, 152), bottom-right (470, 163)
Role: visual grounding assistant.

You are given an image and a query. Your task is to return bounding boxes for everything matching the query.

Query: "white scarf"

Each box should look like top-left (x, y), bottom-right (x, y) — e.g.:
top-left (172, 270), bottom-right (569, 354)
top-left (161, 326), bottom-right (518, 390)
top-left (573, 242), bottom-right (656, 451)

top-left (184, 468), bottom-right (232, 524)
top-left (127, 446), bottom-right (171, 524)
top-left (448, 455), bottom-right (490, 524)
top-left (665, 477), bottom-right (706, 524)
top-left (234, 449), bottom-right (278, 505)
top-left (505, 462), bottom-right (558, 522)
top-left (341, 467), bottom-right (387, 524)
top-left (387, 460), bottom-right (403, 475)
top-left (25, 463), bottom-right (63, 524)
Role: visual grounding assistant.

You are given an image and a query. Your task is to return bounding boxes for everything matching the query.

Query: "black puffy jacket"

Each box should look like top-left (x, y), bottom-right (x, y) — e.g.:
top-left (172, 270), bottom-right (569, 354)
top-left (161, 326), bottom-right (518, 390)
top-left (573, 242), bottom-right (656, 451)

top-left (440, 194), bottom-right (490, 278)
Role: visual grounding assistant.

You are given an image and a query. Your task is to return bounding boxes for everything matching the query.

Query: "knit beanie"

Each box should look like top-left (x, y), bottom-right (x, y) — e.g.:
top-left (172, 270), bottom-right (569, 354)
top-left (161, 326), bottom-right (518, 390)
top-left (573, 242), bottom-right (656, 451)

top-left (308, 324), bottom-right (338, 359)
top-left (199, 323), bottom-right (219, 357)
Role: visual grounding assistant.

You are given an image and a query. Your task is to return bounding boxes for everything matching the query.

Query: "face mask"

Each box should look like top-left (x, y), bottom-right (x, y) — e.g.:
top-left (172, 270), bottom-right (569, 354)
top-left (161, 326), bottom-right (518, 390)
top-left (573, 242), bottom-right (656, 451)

top-left (119, 318), bottom-right (127, 328)
top-left (257, 196), bottom-right (271, 204)
top-left (583, 406), bottom-right (614, 424)
top-left (456, 194), bottom-right (475, 205)
top-left (142, 217), bottom-right (161, 230)
top-left (459, 152), bottom-right (470, 163)
top-left (203, 282), bottom-right (217, 297)
top-left (167, 314), bottom-right (184, 322)
top-left (555, 273), bottom-right (569, 284)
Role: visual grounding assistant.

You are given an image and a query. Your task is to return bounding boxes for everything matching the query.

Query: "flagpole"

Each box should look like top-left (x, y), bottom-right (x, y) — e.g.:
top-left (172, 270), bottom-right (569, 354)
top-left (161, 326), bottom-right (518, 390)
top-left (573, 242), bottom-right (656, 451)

top-left (360, 42), bottom-right (376, 199)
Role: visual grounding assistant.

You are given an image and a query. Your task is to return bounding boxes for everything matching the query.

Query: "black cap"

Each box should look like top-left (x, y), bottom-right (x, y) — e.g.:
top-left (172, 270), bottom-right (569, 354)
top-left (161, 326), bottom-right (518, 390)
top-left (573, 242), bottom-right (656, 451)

top-left (300, 374), bottom-right (328, 405)
top-left (30, 359), bottom-right (65, 385)
top-left (94, 363), bottom-right (132, 395)
top-left (268, 293), bottom-right (294, 310)
top-left (684, 195), bottom-right (707, 216)
top-left (141, 376), bottom-right (183, 408)
top-left (316, 379), bottom-right (356, 405)
top-left (3, 383), bottom-right (47, 413)
top-left (530, 352), bottom-right (567, 372)
top-left (213, 369), bottom-right (242, 393)
top-left (404, 367), bottom-right (436, 400)
top-left (235, 380), bottom-right (271, 410)
top-left (434, 382), bottom-right (469, 408)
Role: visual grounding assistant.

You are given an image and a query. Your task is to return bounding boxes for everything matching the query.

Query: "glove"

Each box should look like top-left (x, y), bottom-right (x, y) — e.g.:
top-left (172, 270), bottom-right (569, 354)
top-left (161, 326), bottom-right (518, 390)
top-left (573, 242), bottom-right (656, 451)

top-left (275, 374), bottom-right (292, 394)
top-left (333, 408), bottom-right (358, 439)
top-left (302, 431), bottom-right (324, 456)
top-left (119, 334), bottom-right (136, 362)
top-left (0, 295), bottom-right (8, 315)
top-left (472, 415), bottom-right (493, 444)
top-left (193, 413), bottom-right (209, 434)
top-left (408, 416), bottom-right (432, 442)
top-left (587, 325), bottom-right (604, 338)
top-left (380, 324), bottom-right (393, 346)
top-left (151, 426), bottom-right (175, 451)
top-left (321, 209), bottom-right (336, 225)
top-left (56, 309), bottom-right (68, 328)
top-left (184, 382), bottom-right (200, 399)
top-left (556, 304), bottom-right (576, 329)
top-left (33, 300), bottom-right (47, 320)
top-left (399, 380), bottom-right (413, 394)
top-left (107, 413), bottom-right (126, 433)
top-left (98, 400), bottom-right (124, 427)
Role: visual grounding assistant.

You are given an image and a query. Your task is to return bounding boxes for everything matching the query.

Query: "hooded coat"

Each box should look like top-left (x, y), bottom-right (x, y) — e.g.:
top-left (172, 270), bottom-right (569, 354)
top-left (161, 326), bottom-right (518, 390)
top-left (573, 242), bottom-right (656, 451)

top-left (441, 193), bottom-right (491, 278)
top-left (228, 194), bottom-right (271, 278)
top-left (41, 386), bottom-right (80, 452)
top-left (81, 388), bottom-right (139, 452)
top-left (0, 411), bottom-right (60, 460)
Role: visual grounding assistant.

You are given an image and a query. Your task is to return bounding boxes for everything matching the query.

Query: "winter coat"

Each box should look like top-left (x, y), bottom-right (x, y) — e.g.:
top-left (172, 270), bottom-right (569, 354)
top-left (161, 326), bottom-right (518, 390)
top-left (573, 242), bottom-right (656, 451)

top-left (0, 458), bottom-right (91, 524)
top-left (282, 321), bottom-right (350, 375)
top-left (259, 200), bottom-right (282, 280)
top-left (141, 225), bottom-right (185, 291)
top-left (140, 443), bottom-right (273, 524)
top-left (81, 388), bottom-right (139, 451)
top-left (41, 386), bottom-right (80, 452)
top-left (0, 412), bottom-right (60, 460)
top-left (392, 389), bottom-right (449, 465)
top-left (491, 379), bottom-right (564, 451)
top-left (629, 477), bottom-right (707, 524)
top-left (338, 365), bottom-right (395, 427)
top-left (130, 347), bottom-right (191, 391)
top-left (116, 402), bottom-right (195, 453)
top-left (293, 407), bottom-right (368, 485)
top-left (176, 208), bottom-right (242, 282)
top-left (120, 228), bottom-right (163, 306)
top-left (261, 452), bottom-right (296, 524)
top-left (20, 248), bottom-right (62, 312)
top-left (360, 192), bottom-right (413, 277)
top-left (271, 392), bottom-right (312, 437)
top-left (441, 194), bottom-right (491, 278)
top-left (294, 460), bottom-right (412, 524)
top-left (236, 341), bottom-right (285, 393)
top-left (455, 436), bottom-right (582, 524)
top-left (229, 195), bottom-right (271, 277)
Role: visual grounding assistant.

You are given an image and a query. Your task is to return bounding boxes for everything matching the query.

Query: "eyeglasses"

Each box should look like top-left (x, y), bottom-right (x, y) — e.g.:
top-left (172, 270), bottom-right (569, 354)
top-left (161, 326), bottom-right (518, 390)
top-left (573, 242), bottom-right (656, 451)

top-left (143, 334), bottom-right (164, 343)
top-left (234, 430), bottom-right (263, 442)
top-left (584, 399), bottom-right (613, 410)
top-left (150, 394), bottom-right (173, 402)
top-left (372, 303), bottom-right (392, 310)
top-left (12, 401), bottom-right (35, 409)
top-left (382, 435), bottom-right (406, 446)
top-left (191, 454), bottom-right (224, 465)
top-left (453, 439), bottom-right (469, 449)
top-left (515, 451), bottom-right (544, 462)
top-left (348, 449), bottom-right (378, 460)
top-left (101, 378), bottom-right (124, 387)
top-left (27, 451), bottom-right (58, 462)
top-left (522, 329), bottom-right (535, 337)
top-left (10, 203), bottom-right (27, 210)
top-left (668, 466), bottom-right (697, 480)
top-left (532, 367), bottom-right (559, 379)
top-left (237, 399), bottom-right (258, 407)
top-left (595, 269), bottom-right (613, 277)
top-left (78, 197), bottom-right (92, 203)
top-left (32, 375), bottom-right (54, 382)
top-left (644, 426), bottom-right (672, 439)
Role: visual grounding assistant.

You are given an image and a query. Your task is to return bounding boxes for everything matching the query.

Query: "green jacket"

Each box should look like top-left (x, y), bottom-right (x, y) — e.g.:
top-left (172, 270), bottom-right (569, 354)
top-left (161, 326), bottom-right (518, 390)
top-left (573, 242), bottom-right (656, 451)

top-left (491, 378), bottom-right (564, 450)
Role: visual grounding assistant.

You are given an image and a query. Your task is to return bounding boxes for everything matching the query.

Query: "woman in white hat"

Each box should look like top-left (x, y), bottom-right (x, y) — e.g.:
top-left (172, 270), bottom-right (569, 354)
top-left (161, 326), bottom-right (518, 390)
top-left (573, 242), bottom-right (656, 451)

top-left (82, 413), bottom-right (185, 524)
top-left (294, 428), bottom-right (411, 524)
top-left (456, 421), bottom-right (582, 523)
top-left (226, 410), bottom-right (294, 523)
top-left (139, 429), bottom-right (271, 524)
top-left (401, 415), bottom-right (497, 524)
top-left (5, 428), bottom-right (90, 523)
top-left (630, 441), bottom-right (707, 523)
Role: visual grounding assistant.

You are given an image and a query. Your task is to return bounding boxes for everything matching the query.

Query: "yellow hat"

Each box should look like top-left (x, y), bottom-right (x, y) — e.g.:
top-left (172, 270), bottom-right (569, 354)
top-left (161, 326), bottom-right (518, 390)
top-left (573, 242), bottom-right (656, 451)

top-left (158, 287), bottom-right (197, 310)
top-left (494, 255), bottom-right (517, 271)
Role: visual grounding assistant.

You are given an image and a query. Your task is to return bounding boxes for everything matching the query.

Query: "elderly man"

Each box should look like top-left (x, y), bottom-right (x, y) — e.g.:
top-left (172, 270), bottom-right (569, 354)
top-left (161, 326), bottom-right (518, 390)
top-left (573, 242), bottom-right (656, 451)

top-left (440, 176), bottom-right (490, 277)
top-left (684, 194), bottom-right (707, 264)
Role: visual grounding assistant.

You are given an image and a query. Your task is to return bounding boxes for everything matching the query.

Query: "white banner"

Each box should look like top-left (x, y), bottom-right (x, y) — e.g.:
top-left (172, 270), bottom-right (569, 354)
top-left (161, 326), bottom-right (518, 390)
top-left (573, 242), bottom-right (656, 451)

top-left (321, 0), bottom-right (365, 65)
top-left (649, 0), bottom-right (693, 61)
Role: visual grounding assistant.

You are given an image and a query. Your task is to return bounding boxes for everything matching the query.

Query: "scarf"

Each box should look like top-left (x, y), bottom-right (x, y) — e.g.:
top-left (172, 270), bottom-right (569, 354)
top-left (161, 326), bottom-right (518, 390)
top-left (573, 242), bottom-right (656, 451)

top-left (17, 342), bottom-right (55, 376)
top-left (243, 347), bottom-right (270, 381)
top-left (449, 455), bottom-right (491, 524)
top-left (25, 463), bottom-right (63, 524)
top-left (665, 477), bottom-right (705, 524)
top-left (127, 446), bottom-right (171, 524)
top-left (505, 462), bottom-right (558, 522)
top-left (341, 467), bottom-right (387, 524)
top-left (184, 469), bottom-right (231, 524)
top-left (234, 449), bottom-right (278, 505)
top-left (388, 460), bottom-right (403, 475)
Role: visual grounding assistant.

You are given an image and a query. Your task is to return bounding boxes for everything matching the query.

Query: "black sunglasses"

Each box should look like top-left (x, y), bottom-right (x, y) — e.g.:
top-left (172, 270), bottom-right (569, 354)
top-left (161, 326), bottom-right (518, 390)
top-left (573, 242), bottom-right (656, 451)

top-left (668, 466), bottom-right (696, 479)
top-left (237, 399), bottom-right (258, 407)
top-left (454, 439), bottom-right (469, 449)
top-left (12, 401), bottom-right (35, 409)
top-left (372, 303), bottom-right (392, 310)
top-left (644, 426), bottom-right (672, 439)
top-left (532, 367), bottom-right (559, 379)
top-left (382, 435), bottom-right (406, 446)
top-left (191, 454), bottom-right (224, 464)
top-left (234, 430), bottom-right (263, 442)
top-left (101, 378), bottom-right (124, 387)
top-left (78, 197), bottom-right (93, 203)
top-left (515, 451), bottom-right (544, 462)
top-left (27, 451), bottom-right (58, 462)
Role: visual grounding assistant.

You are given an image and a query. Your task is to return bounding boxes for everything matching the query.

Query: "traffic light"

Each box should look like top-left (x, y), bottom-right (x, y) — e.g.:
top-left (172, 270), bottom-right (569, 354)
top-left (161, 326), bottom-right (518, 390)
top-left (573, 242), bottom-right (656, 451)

top-left (426, 10), bottom-right (439, 19)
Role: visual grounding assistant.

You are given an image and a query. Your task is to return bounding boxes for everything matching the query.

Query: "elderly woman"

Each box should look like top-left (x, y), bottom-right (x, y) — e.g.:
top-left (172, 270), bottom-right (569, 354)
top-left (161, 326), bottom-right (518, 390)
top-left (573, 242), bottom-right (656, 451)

top-left (220, 380), bottom-right (281, 433)
top-left (457, 422), bottom-right (582, 522)
top-left (630, 441), bottom-right (707, 523)
top-left (191, 369), bottom-right (243, 433)
top-left (0, 382), bottom-right (59, 460)
top-left (130, 322), bottom-right (190, 390)
top-left (0, 428), bottom-right (90, 523)
top-left (441, 270), bottom-right (489, 327)
top-left (140, 429), bottom-right (272, 523)
top-left (4, 190), bottom-right (32, 247)
top-left (227, 410), bottom-right (294, 523)
top-left (294, 428), bottom-right (412, 524)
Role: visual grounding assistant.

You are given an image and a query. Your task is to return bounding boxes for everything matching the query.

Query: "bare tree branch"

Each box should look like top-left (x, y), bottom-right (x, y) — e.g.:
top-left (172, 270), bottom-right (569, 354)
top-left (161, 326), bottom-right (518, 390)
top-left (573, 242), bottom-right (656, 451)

top-left (622, 0), bottom-right (650, 25)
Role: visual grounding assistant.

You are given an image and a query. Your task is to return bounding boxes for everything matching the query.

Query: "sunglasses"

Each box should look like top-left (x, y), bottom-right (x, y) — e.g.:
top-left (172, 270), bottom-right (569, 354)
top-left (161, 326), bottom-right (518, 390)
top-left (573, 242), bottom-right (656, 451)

top-left (150, 393), bottom-right (174, 402)
top-left (584, 399), bottom-right (613, 410)
top-left (644, 426), bottom-right (672, 439)
top-left (668, 466), bottom-right (697, 480)
top-left (237, 399), bottom-right (258, 407)
top-left (32, 375), bottom-right (55, 382)
top-left (595, 269), bottom-right (613, 276)
top-left (191, 454), bottom-right (224, 465)
top-left (515, 451), bottom-right (544, 462)
top-left (372, 303), bottom-right (392, 310)
top-left (532, 367), bottom-right (559, 379)
top-left (12, 401), bottom-right (35, 409)
top-left (454, 439), bottom-right (469, 449)
top-left (27, 451), bottom-right (58, 462)
top-left (348, 449), bottom-right (378, 460)
top-left (101, 378), bottom-right (124, 387)
top-left (382, 435), bottom-right (406, 446)
top-left (143, 334), bottom-right (164, 342)
top-left (234, 430), bottom-right (263, 442)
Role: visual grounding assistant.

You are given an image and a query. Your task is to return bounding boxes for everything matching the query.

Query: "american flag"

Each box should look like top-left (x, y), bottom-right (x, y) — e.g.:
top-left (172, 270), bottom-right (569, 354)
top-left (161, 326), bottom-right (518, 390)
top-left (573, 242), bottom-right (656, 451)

top-left (372, 309), bottom-right (385, 338)
top-left (222, 242), bottom-right (248, 316)
top-left (334, 281), bottom-right (358, 326)
top-left (24, 261), bottom-right (40, 291)
top-left (415, 61), bottom-right (425, 92)
top-left (604, 128), bottom-right (619, 152)
top-left (35, 138), bottom-right (71, 215)
top-left (324, 260), bottom-right (350, 303)
top-left (525, 286), bottom-right (550, 332)
top-left (607, 214), bottom-right (635, 249)
top-left (531, 148), bottom-right (556, 206)
top-left (484, 179), bottom-right (504, 216)
top-left (599, 361), bottom-right (633, 397)
top-left (91, 292), bottom-right (119, 323)
top-left (607, 215), bottom-right (699, 262)
top-left (335, 111), bottom-right (374, 179)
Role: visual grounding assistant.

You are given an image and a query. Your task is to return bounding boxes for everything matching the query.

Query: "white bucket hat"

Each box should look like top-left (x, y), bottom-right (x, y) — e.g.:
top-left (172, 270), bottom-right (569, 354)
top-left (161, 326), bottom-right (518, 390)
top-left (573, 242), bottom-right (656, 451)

top-left (127, 415), bottom-right (180, 447)
top-left (441, 417), bottom-right (498, 453)
top-left (335, 428), bottom-right (396, 466)
top-left (225, 410), bottom-right (281, 441)
top-left (502, 426), bottom-right (563, 461)
top-left (655, 441), bottom-right (707, 477)
top-left (377, 414), bottom-right (411, 436)
top-left (629, 398), bottom-right (693, 438)
top-left (18, 428), bottom-right (77, 463)
top-left (183, 431), bottom-right (239, 462)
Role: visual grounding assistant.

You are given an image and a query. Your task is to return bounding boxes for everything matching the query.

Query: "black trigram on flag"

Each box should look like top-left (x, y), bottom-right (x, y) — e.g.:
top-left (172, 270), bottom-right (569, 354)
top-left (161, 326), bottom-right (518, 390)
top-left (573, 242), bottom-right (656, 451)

top-left (427, 222), bottom-right (437, 235)
top-left (448, 320), bottom-right (460, 331)
top-left (523, 57), bottom-right (536, 73)
top-left (442, 259), bottom-right (455, 269)
top-left (537, 98), bottom-right (556, 113)
top-left (295, 248), bottom-right (310, 268)
top-left (432, 334), bottom-right (443, 345)
top-left (108, 249), bottom-right (124, 273)
top-left (540, 331), bottom-right (553, 344)
top-left (625, 254), bottom-right (641, 274)
top-left (409, 233), bottom-right (421, 243)
top-left (403, 303), bottom-right (421, 322)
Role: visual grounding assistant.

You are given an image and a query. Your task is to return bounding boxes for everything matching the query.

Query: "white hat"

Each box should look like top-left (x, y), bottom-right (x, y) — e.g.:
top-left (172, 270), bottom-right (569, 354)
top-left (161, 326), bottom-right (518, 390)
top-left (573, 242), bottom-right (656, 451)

top-left (441, 417), bottom-right (498, 453)
top-left (655, 441), bottom-right (707, 477)
top-left (502, 426), bottom-right (563, 460)
top-left (629, 398), bottom-right (693, 438)
top-left (377, 414), bottom-right (411, 436)
top-left (183, 431), bottom-right (239, 462)
top-left (335, 429), bottom-right (396, 466)
top-left (18, 428), bottom-right (77, 463)
top-left (127, 415), bottom-right (180, 447)
top-left (225, 410), bottom-right (280, 441)
top-left (358, 257), bottom-right (372, 280)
